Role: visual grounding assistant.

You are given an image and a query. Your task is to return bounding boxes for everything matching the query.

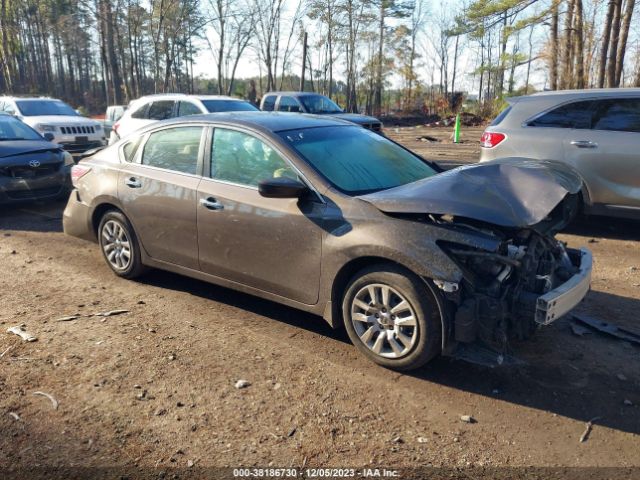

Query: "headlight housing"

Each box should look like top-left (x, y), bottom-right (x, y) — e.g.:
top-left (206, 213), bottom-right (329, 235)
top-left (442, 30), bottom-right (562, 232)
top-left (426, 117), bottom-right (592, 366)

top-left (62, 151), bottom-right (74, 166)
top-left (35, 124), bottom-right (56, 132)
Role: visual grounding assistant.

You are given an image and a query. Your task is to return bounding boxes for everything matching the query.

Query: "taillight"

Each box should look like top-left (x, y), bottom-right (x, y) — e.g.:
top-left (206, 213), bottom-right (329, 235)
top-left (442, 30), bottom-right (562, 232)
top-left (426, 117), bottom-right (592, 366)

top-left (480, 131), bottom-right (506, 148)
top-left (71, 164), bottom-right (92, 185)
top-left (113, 121), bottom-right (120, 134)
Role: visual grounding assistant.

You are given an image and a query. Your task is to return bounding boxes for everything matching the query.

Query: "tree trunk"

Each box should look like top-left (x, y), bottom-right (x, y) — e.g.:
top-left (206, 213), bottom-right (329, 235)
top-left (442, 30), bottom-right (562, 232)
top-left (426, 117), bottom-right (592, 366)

top-left (560, 0), bottom-right (574, 89)
top-left (373, 1), bottom-right (385, 117)
top-left (549, 0), bottom-right (559, 90)
top-left (606, 0), bottom-right (622, 87)
top-left (597, 0), bottom-right (616, 88)
top-left (574, 0), bottom-right (585, 88)
top-left (615, 0), bottom-right (635, 86)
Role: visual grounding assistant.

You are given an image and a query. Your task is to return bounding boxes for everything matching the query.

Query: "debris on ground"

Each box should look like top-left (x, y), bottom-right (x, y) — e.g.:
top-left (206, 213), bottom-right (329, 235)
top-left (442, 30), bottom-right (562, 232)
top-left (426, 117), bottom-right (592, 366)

top-left (623, 399), bottom-right (633, 406)
top-left (56, 315), bottom-right (80, 322)
top-left (7, 325), bottom-right (37, 342)
top-left (569, 321), bottom-right (592, 337)
top-left (460, 415), bottom-right (476, 423)
top-left (94, 309), bottom-right (130, 317)
top-left (617, 373), bottom-right (628, 381)
top-left (572, 314), bottom-right (640, 345)
top-left (32, 391), bottom-right (59, 410)
top-left (416, 135), bottom-right (441, 143)
top-left (234, 379), bottom-right (251, 389)
top-left (579, 416), bottom-right (601, 443)
top-left (8, 412), bottom-right (20, 421)
top-left (1, 345), bottom-right (14, 358)
top-left (391, 436), bottom-right (404, 443)
top-left (417, 437), bottom-right (428, 443)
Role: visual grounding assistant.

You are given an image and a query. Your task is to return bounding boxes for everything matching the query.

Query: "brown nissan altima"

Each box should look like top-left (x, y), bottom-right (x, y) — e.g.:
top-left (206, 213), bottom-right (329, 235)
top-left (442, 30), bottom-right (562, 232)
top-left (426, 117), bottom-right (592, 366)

top-left (64, 112), bottom-right (592, 370)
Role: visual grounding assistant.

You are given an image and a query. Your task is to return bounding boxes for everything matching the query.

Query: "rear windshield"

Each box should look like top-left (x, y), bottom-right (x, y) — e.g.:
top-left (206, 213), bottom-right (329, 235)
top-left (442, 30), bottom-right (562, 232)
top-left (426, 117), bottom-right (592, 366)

top-left (279, 126), bottom-right (437, 195)
top-left (201, 100), bottom-right (258, 113)
top-left (0, 116), bottom-right (43, 141)
top-left (299, 95), bottom-right (343, 114)
top-left (16, 100), bottom-right (78, 117)
top-left (490, 106), bottom-right (512, 126)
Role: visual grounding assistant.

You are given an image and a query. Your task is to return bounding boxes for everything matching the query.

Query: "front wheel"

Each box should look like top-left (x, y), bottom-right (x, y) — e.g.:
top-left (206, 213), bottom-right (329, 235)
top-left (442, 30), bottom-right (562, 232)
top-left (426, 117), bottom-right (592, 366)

top-left (98, 210), bottom-right (147, 279)
top-left (342, 265), bottom-right (442, 371)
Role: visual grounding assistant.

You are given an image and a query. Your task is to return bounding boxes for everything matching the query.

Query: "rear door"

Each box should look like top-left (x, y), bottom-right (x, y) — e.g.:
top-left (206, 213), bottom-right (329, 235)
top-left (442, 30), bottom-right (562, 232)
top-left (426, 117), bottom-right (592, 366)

top-left (563, 97), bottom-right (640, 208)
top-left (196, 126), bottom-right (324, 304)
top-left (118, 125), bottom-right (205, 269)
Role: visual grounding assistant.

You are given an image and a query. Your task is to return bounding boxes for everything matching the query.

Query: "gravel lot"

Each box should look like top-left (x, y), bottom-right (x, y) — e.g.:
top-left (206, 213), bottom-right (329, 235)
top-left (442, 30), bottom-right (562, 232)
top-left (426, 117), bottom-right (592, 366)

top-left (1, 128), bottom-right (639, 477)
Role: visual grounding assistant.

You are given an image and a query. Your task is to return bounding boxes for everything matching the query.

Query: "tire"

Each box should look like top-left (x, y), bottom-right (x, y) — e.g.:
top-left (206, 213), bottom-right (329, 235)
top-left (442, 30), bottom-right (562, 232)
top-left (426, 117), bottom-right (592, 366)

top-left (342, 264), bottom-right (442, 371)
top-left (97, 210), bottom-right (147, 279)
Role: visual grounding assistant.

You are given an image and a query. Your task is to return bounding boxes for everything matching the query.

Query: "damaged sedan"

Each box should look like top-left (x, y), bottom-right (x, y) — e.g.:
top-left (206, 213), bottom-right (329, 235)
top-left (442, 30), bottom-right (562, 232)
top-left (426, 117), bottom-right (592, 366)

top-left (63, 112), bottom-right (592, 370)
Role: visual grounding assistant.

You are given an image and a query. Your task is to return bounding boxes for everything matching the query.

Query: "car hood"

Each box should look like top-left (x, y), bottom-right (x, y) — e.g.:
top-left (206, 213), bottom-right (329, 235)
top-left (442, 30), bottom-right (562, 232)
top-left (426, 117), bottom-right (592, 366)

top-left (358, 158), bottom-right (582, 228)
top-left (327, 113), bottom-right (381, 125)
top-left (0, 140), bottom-right (61, 160)
top-left (21, 115), bottom-right (100, 126)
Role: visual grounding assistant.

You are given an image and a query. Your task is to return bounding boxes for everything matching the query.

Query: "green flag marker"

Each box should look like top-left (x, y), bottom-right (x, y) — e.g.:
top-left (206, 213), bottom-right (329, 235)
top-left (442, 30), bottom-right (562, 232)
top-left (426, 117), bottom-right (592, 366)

top-left (453, 113), bottom-right (461, 143)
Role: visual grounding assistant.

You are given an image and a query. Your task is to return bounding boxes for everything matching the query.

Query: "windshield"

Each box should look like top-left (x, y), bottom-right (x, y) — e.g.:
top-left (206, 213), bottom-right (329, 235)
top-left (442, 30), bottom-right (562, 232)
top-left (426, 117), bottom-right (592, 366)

top-left (0, 116), bottom-right (43, 141)
top-left (16, 100), bottom-right (78, 117)
top-left (299, 95), bottom-right (343, 114)
top-left (280, 126), bottom-right (437, 195)
top-left (201, 100), bottom-right (258, 113)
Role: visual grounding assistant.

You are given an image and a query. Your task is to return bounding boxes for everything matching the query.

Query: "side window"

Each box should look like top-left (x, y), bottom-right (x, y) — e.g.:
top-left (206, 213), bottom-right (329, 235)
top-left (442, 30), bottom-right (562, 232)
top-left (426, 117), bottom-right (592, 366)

top-left (262, 95), bottom-right (276, 111)
top-left (277, 96), bottom-right (301, 113)
top-left (211, 128), bottom-right (296, 187)
top-left (528, 100), bottom-right (595, 129)
top-left (141, 126), bottom-right (203, 174)
top-left (122, 137), bottom-right (142, 162)
top-left (592, 98), bottom-right (640, 133)
top-left (178, 101), bottom-right (202, 117)
top-left (3, 102), bottom-right (16, 115)
top-left (131, 103), bottom-right (149, 119)
top-left (147, 101), bottom-right (175, 120)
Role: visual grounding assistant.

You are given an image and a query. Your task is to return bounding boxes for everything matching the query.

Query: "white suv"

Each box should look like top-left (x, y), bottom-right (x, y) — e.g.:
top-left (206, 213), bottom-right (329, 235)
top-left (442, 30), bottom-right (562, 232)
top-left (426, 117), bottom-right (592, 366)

top-left (0, 97), bottom-right (105, 157)
top-left (110, 94), bottom-right (258, 144)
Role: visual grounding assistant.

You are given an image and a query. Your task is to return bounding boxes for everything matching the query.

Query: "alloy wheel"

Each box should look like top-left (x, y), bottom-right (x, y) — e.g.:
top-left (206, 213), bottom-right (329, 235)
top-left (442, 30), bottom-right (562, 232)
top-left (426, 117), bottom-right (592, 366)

top-left (101, 220), bottom-right (132, 271)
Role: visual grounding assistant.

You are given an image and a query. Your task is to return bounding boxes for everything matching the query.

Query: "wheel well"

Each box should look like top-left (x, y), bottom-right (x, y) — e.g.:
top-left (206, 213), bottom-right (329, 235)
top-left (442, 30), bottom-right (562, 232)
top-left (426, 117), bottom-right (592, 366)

top-left (91, 203), bottom-right (122, 235)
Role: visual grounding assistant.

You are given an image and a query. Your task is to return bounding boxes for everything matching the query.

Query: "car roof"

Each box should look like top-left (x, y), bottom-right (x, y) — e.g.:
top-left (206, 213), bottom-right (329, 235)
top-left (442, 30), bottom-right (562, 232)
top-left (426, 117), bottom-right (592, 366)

top-left (263, 92), bottom-right (324, 98)
top-left (510, 88), bottom-right (640, 104)
top-left (134, 93), bottom-right (247, 102)
top-left (144, 111), bottom-right (354, 133)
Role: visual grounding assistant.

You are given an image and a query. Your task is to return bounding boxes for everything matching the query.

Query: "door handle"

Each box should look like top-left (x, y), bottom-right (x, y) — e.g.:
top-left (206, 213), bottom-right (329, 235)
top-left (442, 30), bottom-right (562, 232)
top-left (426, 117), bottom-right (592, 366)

top-left (200, 197), bottom-right (224, 210)
top-left (570, 140), bottom-right (598, 149)
top-left (125, 177), bottom-right (142, 188)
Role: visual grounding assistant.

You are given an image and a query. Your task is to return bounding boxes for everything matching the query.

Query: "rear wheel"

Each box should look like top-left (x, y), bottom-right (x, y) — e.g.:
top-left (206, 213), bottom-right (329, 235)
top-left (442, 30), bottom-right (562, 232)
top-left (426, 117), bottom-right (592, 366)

top-left (98, 210), bottom-right (147, 279)
top-left (342, 265), bottom-right (442, 371)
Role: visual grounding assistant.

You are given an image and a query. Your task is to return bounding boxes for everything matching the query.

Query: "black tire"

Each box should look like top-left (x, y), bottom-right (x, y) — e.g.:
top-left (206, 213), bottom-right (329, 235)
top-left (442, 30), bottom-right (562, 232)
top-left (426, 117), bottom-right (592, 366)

top-left (342, 264), bottom-right (442, 371)
top-left (97, 210), bottom-right (147, 279)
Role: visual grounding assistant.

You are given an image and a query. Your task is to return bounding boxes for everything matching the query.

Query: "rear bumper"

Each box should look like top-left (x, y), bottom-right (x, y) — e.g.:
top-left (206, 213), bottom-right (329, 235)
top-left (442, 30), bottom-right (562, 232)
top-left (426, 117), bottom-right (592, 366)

top-left (534, 247), bottom-right (592, 325)
top-left (63, 189), bottom-right (95, 242)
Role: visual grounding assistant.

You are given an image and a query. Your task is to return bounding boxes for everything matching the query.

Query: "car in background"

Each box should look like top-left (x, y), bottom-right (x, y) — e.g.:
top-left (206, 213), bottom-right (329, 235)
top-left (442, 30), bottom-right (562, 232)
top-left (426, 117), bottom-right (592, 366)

top-left (103, 105), bottom-right (125, 138)
top-left (64, 112), bottom-right (590, 371)
top-left (0, 96), bottom-right (106, 158)
top-left (480, 88), bottom-right (640, 220)
top-left (260, 92), bottom-right (383, 133)
top-left (109, 94), bottom-right (259, 144)
top-left (0, 113), bottom-right (73, 203)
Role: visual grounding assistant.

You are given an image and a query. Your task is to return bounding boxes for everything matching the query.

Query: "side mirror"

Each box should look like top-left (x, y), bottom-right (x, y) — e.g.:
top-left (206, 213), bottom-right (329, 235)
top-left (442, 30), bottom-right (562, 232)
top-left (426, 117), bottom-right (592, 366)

top-left (43, 132), bottom-right (55, 142)
top-left (258, 177), bottom-right (308, 199)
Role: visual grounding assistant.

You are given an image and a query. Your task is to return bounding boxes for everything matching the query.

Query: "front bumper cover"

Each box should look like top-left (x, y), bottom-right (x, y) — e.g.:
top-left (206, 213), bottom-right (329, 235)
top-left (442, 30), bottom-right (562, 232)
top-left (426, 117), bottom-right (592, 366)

top-left (534, 247), bottom-right (592, 325)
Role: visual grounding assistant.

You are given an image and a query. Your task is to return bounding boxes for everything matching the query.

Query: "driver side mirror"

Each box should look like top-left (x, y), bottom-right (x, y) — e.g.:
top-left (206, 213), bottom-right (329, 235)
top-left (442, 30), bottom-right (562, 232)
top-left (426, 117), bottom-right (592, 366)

top-left (43, 132), bottom-right (55, 142)
top-left (258, 177), bottom-right (308, 199)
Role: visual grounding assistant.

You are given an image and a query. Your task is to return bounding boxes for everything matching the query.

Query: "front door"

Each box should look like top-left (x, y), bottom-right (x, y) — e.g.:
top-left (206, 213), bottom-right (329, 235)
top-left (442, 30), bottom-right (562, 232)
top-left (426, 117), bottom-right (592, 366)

top-left (197, 127), bottom-right (324, 304)
top-left (118, 125), bottom-right (205, 269)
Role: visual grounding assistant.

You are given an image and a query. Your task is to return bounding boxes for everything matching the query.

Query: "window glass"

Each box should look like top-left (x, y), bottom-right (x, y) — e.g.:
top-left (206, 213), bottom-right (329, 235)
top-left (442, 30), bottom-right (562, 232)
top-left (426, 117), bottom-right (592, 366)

top-left (131, 103), bottom-right (149, 119)
top-left (201, 100), bottom-right (258, 112)
top-left (279, 126), bottom-right (437, 195)
top-left (0, 116), bottom-right (42, 141)
top-left (262, 95), bottom-right (276, 111)
top-left (211, 128), bottom-right (295, 186)
top-left (15, 99), bottom-right (78, 117)
top-left (298, 95), bottom-right (342, 114)
top-left (141, 127), bottom-right (203, 174)
top-left (178, 101), bottom-right (202, 117)
top-left (122, 137), bottom-right (141, 162)
top-left (277, 96), bottom-right (301, 112)
top-left (592, 98), bottom-right (640, 133)
top-left (528, 100), bottom-right (595, 129)
top-left (147, 101), bottom-right (175, 120)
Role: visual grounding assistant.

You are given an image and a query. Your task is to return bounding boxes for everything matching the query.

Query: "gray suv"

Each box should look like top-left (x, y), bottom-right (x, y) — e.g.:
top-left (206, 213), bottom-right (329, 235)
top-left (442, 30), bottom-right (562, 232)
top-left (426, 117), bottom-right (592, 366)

top-left (480, 88), bottom-right (640, 220)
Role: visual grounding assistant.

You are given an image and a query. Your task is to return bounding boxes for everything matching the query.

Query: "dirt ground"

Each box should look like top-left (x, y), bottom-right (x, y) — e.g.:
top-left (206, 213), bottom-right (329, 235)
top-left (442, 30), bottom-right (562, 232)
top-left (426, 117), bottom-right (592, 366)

top-left (1, 128), bottom-right (639, 478)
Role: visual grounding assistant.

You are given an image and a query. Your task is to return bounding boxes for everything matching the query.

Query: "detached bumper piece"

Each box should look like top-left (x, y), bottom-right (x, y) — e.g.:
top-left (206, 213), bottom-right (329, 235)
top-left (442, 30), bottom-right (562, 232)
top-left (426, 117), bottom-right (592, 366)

top-left (534, 248), bottom-right (592, 325)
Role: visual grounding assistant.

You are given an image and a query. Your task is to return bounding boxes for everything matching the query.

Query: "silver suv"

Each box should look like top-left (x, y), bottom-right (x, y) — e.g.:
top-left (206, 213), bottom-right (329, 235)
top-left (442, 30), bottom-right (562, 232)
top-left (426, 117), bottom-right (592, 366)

top-left (480, 88), bottom-right (640, 220)
top-left (0, 96), bottom-right (106, 158)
